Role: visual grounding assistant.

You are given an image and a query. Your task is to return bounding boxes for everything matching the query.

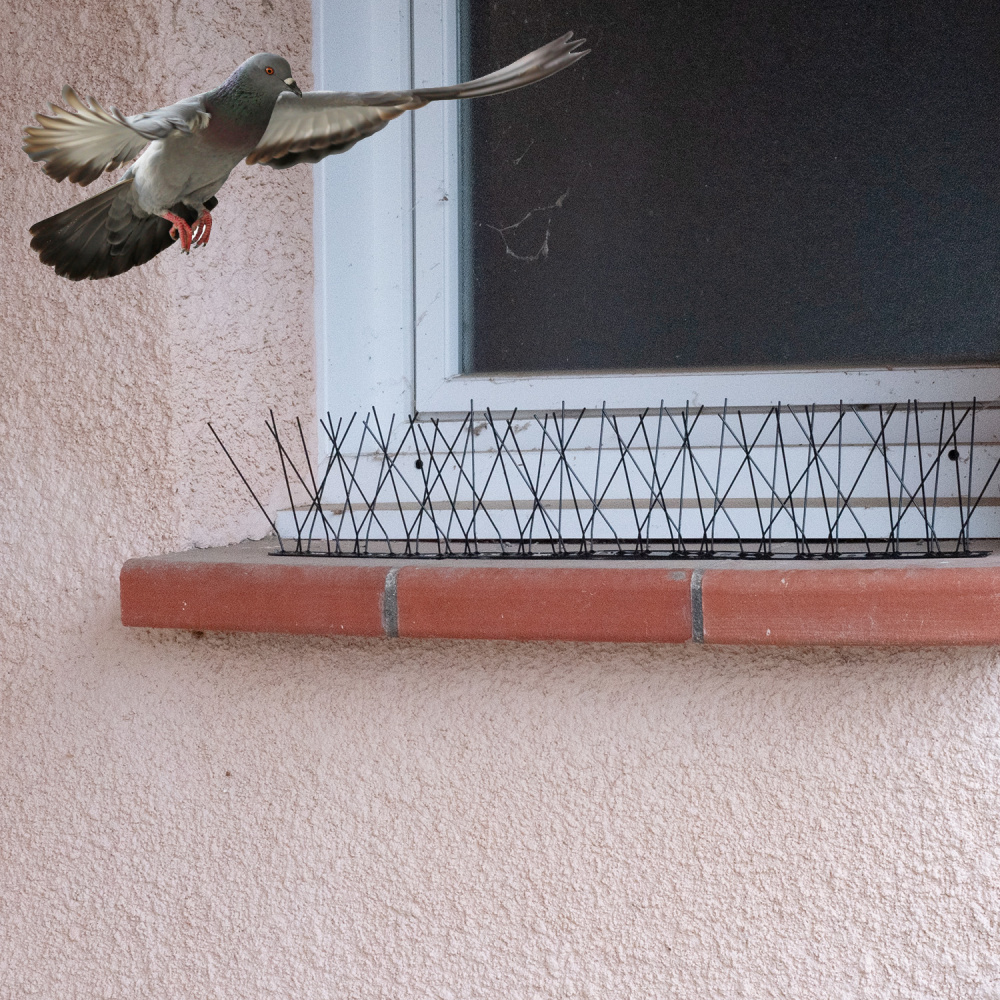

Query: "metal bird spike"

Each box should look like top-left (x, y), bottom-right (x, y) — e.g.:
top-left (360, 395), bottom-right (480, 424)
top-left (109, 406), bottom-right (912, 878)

top-left (210, 400), bottom-right (999, 560)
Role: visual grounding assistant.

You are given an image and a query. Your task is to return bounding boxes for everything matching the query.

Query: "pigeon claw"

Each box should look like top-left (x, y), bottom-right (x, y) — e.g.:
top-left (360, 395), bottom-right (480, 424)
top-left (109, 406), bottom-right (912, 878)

top-left (191, 208), bottom-right (213, 249)
top-left (161, 211), bottom-right (193, 253)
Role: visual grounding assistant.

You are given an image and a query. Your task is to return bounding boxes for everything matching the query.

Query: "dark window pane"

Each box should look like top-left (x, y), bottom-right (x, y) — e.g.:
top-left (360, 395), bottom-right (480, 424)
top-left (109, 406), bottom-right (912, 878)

top-left (461, 0), bottom-right (1000, 373)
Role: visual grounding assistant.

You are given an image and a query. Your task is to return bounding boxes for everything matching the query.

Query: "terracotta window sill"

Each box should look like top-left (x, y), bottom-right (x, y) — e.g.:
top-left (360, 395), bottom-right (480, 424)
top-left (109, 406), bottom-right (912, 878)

top-left (118, 539), bottom-right (1000, 646)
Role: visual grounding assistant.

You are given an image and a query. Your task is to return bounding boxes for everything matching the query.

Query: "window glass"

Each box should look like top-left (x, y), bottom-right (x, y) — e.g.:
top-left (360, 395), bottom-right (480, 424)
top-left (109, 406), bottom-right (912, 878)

top-left (460, 0), bottom-right (1000, 374)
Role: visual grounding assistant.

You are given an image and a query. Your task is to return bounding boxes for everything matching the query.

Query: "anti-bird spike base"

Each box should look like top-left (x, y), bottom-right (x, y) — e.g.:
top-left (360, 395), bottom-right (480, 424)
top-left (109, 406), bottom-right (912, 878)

top-left (24, 34), bottom-right (588, 281)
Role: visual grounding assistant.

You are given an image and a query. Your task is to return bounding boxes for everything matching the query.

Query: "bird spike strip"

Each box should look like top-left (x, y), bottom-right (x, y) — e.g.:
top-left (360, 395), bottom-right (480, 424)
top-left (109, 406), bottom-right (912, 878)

top-left (210, 400), bottom-right (1000, 559)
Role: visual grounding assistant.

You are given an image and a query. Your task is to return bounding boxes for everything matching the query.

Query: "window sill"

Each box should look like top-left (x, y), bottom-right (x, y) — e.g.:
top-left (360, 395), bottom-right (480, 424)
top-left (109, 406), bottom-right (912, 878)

top-left (119, 540), bottom-right (1000, 646)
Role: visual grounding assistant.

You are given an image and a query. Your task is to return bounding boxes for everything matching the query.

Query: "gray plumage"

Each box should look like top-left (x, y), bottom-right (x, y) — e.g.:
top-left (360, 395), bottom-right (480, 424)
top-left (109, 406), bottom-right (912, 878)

top-left (24, 34), bottom-right (588, 281)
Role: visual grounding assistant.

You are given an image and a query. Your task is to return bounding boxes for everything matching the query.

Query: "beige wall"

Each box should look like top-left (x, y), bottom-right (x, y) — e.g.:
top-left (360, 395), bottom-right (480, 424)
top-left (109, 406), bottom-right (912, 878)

top-left (2, 2), bottom-right (1000, 997)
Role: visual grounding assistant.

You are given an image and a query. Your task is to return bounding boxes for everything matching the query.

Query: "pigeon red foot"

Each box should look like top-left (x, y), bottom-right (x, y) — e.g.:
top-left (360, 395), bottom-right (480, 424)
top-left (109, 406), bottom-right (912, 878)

top-left (162, 211), bottom-right (193, 253)
top-left (191, 208), bottom-right (213, 248)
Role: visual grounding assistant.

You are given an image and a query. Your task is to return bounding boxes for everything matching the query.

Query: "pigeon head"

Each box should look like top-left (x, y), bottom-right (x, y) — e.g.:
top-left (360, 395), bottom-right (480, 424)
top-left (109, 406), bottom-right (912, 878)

top-left (237, 53), bottom-right (302, 98)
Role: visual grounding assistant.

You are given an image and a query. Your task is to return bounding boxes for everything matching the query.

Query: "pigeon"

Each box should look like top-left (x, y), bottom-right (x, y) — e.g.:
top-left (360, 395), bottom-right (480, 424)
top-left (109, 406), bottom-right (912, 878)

top-left (24, 34), bottom-right (588, 281)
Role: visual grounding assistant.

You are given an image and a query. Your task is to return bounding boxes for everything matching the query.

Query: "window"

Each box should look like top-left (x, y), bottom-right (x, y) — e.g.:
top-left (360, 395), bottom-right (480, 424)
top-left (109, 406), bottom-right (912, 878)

top-left (315, 0), bottom-right (1000, 421)
top-left (461, 0), bottom-right (1000, 376)
top-left (295, 0), bottom-right (1000, 553)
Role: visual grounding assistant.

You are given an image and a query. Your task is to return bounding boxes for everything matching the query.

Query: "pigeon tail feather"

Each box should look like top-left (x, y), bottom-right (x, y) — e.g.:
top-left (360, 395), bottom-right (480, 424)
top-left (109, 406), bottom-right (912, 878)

top-left (29, 180), bottom-right (217, 280)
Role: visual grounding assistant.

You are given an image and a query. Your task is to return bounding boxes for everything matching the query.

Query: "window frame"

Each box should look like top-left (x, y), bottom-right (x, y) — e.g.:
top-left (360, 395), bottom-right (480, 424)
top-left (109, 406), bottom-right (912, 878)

top-left (314, 0), bottom-right (1000, 428)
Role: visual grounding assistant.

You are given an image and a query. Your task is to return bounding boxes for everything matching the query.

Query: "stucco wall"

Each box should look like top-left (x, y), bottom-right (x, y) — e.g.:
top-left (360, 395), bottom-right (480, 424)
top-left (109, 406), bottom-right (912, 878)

top-left (2, 2), bottom-right (1000, 998)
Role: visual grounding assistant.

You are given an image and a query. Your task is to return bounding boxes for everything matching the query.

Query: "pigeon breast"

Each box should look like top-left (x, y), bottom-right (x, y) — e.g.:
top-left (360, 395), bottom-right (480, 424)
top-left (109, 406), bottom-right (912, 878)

top-left (202, 77), bottom-right (280, 154)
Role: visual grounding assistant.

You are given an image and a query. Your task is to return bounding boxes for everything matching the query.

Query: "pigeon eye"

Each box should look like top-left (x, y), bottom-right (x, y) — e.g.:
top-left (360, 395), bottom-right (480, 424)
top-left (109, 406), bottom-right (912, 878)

top-left (265, 66), bottom-right (274, 75)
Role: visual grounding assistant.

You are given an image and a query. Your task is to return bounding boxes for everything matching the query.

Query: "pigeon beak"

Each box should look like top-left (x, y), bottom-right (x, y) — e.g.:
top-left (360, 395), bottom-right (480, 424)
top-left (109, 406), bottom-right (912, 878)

top-left (284, 78), bottom-right (302, 97)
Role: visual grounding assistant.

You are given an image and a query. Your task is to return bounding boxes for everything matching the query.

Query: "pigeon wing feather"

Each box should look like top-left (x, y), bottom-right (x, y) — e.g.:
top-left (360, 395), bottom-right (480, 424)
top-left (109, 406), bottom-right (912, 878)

top-left (246, 98), bottom-right (415, 168)
top-left (24, 87), bottom-right (210, 186)
top-left (249, 31), bottom-right (588, 169)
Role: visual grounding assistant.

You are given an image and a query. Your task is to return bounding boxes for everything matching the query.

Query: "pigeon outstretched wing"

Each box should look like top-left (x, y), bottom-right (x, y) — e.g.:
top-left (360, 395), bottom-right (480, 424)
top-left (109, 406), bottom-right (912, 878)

top-left (248, 31), bottom-right (588, 169)
top-left (24, 88), bottom-right (211, 185)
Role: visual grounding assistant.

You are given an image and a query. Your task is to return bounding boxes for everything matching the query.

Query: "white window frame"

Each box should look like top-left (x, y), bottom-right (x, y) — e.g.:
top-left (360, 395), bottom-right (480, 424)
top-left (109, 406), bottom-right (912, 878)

top-left (314, 0), bottom-right (1000, 429)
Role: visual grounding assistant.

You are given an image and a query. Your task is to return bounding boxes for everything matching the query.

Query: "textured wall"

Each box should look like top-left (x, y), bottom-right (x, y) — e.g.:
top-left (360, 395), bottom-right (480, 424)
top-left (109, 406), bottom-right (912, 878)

top-left (4, 633), bottom-right (1000, 999)
top-left (1, 0), bottom-right (316, 590)
top-left (2, 2), bottom-right (1000, 998)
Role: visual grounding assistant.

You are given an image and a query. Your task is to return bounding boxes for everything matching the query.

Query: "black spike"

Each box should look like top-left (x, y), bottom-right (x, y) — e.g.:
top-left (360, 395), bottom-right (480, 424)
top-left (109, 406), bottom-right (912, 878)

top-left (211, 402), bottom-right (997, 561)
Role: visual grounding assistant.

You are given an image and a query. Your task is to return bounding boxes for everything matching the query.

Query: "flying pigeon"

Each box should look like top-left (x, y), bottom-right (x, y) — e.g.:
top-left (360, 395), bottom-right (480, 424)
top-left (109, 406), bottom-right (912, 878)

top-left (24, 33), bottom-right (588, 281)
